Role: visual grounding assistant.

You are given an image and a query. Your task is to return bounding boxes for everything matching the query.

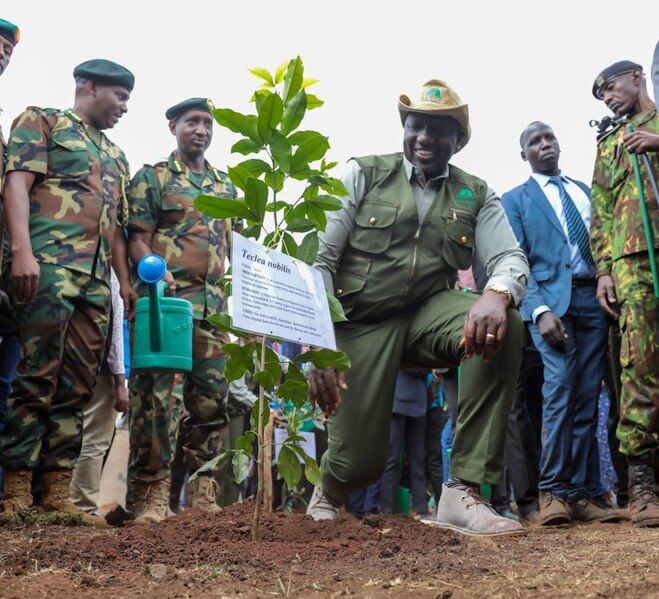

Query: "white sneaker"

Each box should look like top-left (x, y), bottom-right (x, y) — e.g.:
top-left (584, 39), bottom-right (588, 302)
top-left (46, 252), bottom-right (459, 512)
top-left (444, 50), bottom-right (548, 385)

top-left (306, 486), bottom-right (339, 521)
top-left (430, 483), bottom-right (526, 537)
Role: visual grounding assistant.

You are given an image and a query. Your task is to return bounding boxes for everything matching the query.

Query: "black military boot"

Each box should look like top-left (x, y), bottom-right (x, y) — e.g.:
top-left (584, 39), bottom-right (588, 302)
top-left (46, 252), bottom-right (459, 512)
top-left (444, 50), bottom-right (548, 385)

top-left (628, 463), bottom-right (659, 528)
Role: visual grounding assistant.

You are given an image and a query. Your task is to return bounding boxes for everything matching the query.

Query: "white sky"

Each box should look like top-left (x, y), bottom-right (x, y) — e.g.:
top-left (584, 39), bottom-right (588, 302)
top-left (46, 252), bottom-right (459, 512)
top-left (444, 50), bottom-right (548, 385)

top-left (2, 1), bottom-right (658, 196)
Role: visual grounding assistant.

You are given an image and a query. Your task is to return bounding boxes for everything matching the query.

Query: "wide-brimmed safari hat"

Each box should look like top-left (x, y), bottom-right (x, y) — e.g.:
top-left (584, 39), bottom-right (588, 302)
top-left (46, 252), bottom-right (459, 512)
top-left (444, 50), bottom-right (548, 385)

top-left (398, 79), bottom-right (471, 150)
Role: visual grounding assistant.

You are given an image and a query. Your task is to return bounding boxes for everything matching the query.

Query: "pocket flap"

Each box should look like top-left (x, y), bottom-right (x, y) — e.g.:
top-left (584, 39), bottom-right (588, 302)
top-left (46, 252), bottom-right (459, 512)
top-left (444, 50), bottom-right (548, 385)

top-left (445, 220), bottom-right (474, 248)
top-left (335, 271), bottom-right (367, 298)
top-left (52, 134), bottom-right (87, 152)
top-left (354, 203), bottom-right (397, 229)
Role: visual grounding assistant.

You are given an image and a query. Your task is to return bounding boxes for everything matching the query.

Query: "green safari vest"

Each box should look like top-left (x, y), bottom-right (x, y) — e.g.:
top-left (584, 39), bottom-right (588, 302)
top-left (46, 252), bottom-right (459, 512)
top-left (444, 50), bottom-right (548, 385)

top-left (335, 153), bottom-right (487, 323)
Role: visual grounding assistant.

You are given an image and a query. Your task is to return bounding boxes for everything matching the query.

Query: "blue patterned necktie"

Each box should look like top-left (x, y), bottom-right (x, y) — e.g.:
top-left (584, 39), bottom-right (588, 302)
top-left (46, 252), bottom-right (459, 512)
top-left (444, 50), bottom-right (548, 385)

top-left (548, 176), bottom-right (594, 266)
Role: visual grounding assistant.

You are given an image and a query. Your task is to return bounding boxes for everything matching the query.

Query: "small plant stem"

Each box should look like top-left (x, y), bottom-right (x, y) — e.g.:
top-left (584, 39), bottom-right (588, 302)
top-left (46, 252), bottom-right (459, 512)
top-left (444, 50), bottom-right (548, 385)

top-left (252, 334), bottom-right (268, 542)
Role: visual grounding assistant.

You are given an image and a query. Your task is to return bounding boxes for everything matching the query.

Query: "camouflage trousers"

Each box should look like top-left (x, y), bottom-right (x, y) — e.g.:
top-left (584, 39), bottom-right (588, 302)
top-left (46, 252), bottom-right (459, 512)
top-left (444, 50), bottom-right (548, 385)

top-left (612, 254), bottom-right (659, 457)
top-left (127, 318), bottom-right (228, 502)
top-left (0, 264), bottom-right (109, 471)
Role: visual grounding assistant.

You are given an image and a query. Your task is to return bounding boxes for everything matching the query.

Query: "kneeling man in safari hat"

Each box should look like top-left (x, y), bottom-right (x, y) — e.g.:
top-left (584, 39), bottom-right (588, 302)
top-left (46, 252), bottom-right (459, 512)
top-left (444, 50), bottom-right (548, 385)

top-left (306, 80), bottom-right (529, 536)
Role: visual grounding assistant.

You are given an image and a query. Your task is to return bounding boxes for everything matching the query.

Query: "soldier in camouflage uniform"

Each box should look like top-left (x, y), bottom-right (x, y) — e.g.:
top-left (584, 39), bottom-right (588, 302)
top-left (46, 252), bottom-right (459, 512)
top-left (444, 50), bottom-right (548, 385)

top-left (591, 60), bottom-right (659, 527)
top-left (0, 59), bottom-right (134, 526)
top-left (126, 98), bottom-right (235, 522)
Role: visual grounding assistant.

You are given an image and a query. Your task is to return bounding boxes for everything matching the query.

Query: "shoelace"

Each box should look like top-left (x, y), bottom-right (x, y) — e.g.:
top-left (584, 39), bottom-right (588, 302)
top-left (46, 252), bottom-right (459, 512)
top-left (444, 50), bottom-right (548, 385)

top-left (459, 488), bottom-right (494, 511)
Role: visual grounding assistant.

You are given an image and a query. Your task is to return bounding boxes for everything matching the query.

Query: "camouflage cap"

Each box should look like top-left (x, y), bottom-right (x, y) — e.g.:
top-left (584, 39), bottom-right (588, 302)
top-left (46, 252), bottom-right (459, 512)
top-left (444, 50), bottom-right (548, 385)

top-left (592, 60), bottom-right (643, 99)
top-left (73, 59), bottom-right (135, 92)
top-left (0, 19), bottom-right (20, 46)
top-left (398, 79), bottom-right (471, 151)
top-left (165, 97), bottom-right (214, 121)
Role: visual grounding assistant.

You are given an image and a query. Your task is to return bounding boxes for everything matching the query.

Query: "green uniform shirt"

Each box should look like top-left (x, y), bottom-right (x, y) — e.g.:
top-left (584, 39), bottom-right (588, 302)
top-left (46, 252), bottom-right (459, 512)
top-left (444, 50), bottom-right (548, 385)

top-left (5, 106), bottom-right (130, 282)
top-left (127, 152), bottom-right (237, 319)
top-left (590, 109), bottom-right (659, 276)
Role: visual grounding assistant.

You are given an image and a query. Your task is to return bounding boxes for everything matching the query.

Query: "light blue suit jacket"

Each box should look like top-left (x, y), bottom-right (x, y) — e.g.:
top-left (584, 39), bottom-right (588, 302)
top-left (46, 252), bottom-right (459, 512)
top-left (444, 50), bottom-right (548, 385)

top-left (501, 176), bottom-right (591, 322)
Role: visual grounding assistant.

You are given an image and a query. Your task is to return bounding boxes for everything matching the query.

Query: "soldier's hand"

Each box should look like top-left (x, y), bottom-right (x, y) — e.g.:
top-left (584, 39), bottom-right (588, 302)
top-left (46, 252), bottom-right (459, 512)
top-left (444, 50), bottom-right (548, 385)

top-left (308, 366), bottom-right (348, 418)
top-left (537, 311), bottom-right (568, 351)
top-left (112, 375), bottom-right (129, 413)
top-left (120, 283), bottom-right (139, 319)
top-left (11, 250), bottom-right (40, 304)
top-left (596, 274), bottom-right (619, 319)
top-left (163, 270), bottom-right (177, 294)
top-left (622, 130), bottom-right (659, 154)
top-left (462, 291), bottom-right (509, 362)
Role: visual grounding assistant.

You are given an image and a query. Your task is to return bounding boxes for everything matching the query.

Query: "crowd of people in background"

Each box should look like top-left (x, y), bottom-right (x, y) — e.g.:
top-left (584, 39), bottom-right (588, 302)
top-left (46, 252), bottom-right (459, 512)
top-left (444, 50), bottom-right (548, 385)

top-left (0, 17), bottom-right (657, 536)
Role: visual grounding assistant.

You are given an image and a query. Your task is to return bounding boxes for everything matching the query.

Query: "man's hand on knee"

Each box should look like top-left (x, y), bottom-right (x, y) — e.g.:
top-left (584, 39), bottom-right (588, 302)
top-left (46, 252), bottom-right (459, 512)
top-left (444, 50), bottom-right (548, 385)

top-left (462, 291), bottom-right (510, 362)
top-left (308, 366), bottom-right (348, 417)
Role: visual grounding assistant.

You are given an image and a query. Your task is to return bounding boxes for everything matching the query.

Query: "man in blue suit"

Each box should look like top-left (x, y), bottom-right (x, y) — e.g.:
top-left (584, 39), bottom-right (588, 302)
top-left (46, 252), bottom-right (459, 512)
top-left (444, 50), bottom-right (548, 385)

top-left (502, 122), bottom-right (623, 526)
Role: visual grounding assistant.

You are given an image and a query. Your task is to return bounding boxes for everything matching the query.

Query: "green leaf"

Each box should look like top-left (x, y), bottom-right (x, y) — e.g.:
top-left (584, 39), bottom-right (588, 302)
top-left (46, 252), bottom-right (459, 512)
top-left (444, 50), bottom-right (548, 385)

top-left (302, 185), bottom-right (319, 199)
top-left (264, 169), bottom-right (285, 192)
top-left (188, 450), bottom-right (229, 482)
top-left (306, 94), bottom-right (324, 110)
top-left (228, 159), bottom-right (271, 191)
top-left (231, 138), bottom-right (262, 155)
top-left (306, 203), bottom-right (327, 231)
top-left (287, 362), bottom-right (307, 382)
top-left (224, 358), bottom-right (246, 383)
top-left (318, 176), bottom-right (348, 196)
top-left (280, 90), bottom-right (307, 136)
top-left (206, 312), bottom-right (250, 338)
top-left (295, 348), bottom-right (351, 371)
top-left (265, 200), bottom-right (288, 212)
top-left (282, 56), bottom-right (304, 104)
top-left (277, 445), bottom-right (302, 489)
top-left (275, 60), bottom-right (290, 84)
top-left (257, 93), bottom-right (284, 142)
top-left (277, 378), bottom-right (308, 409)
top-left (213, 108), bottom-right (259, 142)
top-left (290, 134), bottom-right (330, 173)
top-left (232, 450), bottom-right (251, 483)
top-left (248, 67), bottom-right (275, 86)
top-left (241, 224), bottom-right (261, 239)
top-left (270, 132), bottom-right (292, 172)
top-left (250, 397), bottom-right (271, 431)
top-left (194, 195), bottom-right (255, 221)
top-left (296, 231), bottom-right (318, 265)
top-left (327, 293), bottom-right (348, 323)
top-left (287, 130), bottom-right (322, 147)
top-left (301, 78), bottom-right (320, 89)
top-left (303, 455), bottom-right (323, 486)
top-left (244, 178), bottom-right (268, 223)
top-left (281, 232), bottom-right (298, 258)
top-left (308, 195), bottom-right (343, 211)
top-left (286, 218), bottom-right (316, 233)
top-left (223, 342), bottom-right (256, 374)
top-left (321, 160), bottom-right (338, 172)
top-left (235, 431), bottom-right (256, 454)
top-left (254, 370), bottom-right (276, 389)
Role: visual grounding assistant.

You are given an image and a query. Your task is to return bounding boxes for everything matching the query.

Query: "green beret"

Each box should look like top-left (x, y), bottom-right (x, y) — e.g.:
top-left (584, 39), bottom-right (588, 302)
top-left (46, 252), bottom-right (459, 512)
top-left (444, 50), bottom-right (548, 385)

top-left (0, 19), bottom-right (20, 46)
top-left (73, 59), bottom-right (135, 92)
top-left (165, 97), bottom-right (214, 121)
top-left (592, 60), bottom-right (643, 99)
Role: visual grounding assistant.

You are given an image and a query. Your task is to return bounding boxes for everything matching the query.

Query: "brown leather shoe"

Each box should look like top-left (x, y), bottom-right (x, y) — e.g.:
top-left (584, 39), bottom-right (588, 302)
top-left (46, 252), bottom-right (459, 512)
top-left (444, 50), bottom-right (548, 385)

top-left (1, 470), bottom-right (33, 514)
top-left (134, 479), bottom-right (172, 524)
top-left (571, 498), bottom-right (626, 523)
top-left (628, 464), bottom-right (659, 528)
top-left (539, 491), bottom-right (571, 526)
top-left (187, 476), bottom-right (221, 512)
top-left (40, 470), bottom-right (108, 527)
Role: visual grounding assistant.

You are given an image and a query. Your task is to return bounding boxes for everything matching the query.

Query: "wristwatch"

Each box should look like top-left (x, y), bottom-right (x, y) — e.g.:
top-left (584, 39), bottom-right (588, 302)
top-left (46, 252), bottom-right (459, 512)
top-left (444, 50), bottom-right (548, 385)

top-left (484, 283), bottom-right (513, 307)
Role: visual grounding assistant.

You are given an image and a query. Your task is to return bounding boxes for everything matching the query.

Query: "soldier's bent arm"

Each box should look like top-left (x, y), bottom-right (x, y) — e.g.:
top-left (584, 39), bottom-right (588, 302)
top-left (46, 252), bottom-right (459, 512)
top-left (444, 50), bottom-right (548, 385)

top-left (3, 170), bottom-right (36, 257)
top-left (590, 144), bottom-right (614, 277)
top-left (475, 188), bottom-right (529, 305)
top-left (315, 160), bottom-right (366, 292)
top-left (126, 165), bottom-right (160, 263)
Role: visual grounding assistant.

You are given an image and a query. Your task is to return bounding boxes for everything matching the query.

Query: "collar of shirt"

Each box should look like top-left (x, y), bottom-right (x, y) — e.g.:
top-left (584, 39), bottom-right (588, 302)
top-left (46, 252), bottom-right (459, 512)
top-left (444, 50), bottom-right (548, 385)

top-left (403, 156), bottom-right (449, 189)
top-left (530, 171), bottom-right (568, 188)
top-left (168, 151), bottom-right (219, 185)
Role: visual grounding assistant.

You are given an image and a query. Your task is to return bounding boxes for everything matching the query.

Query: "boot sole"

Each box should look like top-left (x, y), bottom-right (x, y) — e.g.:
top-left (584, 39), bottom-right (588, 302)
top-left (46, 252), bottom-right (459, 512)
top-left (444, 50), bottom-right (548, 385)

top-left (424, 520), bottom-right (527, 537)
top-left (538, 514), bottom-right (572, 527)
top-left (632, 517), bottom-right (659, 527)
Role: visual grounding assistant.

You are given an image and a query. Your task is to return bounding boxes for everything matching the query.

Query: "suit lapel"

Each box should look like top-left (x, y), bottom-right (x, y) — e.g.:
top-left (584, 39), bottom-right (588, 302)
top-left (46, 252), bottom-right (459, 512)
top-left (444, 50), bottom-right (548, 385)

top-left (523, 177), bottom-right (565, 236)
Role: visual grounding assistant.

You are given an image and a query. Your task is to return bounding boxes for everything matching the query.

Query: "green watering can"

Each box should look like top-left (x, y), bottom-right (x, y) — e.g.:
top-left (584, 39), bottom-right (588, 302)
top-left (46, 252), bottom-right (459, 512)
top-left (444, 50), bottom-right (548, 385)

top-left (131, 254), bottom-right (193, 373)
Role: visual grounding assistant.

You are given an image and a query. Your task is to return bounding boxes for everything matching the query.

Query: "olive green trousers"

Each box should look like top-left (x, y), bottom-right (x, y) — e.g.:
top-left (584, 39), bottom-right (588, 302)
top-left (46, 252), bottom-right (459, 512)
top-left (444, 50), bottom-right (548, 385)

top-left (321, 290), bottom-right (524, 504)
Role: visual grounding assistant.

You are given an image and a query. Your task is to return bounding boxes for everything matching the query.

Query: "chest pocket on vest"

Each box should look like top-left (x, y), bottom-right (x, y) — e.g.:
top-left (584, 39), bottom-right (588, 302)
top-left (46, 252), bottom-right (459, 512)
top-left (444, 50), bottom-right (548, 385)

top-left (49, 134), bottom-right (90, 179)
top-left (443, 208), bottom-right (475, 270)
top-left (160, 192), bottom-right (196, 233)
top-left (349, 202), bottom-right (397, 253)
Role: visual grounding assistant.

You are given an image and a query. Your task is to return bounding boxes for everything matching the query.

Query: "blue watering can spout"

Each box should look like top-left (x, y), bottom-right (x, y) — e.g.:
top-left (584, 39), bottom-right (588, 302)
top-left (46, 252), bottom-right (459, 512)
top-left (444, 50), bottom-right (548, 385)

top-left (137, 254), bottom-right (167, 353)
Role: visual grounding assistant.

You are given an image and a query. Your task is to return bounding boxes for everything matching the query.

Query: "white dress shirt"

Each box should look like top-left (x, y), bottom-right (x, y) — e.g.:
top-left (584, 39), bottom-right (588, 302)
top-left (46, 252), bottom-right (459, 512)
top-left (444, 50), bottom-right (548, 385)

top-left (530, 172), bottom-right (596, 323)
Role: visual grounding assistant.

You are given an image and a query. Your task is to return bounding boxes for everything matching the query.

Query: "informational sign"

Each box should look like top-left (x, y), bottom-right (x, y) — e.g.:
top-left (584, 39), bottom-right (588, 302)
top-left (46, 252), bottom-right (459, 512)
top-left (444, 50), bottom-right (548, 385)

top-left (230, 232), bottom-right (336, 350)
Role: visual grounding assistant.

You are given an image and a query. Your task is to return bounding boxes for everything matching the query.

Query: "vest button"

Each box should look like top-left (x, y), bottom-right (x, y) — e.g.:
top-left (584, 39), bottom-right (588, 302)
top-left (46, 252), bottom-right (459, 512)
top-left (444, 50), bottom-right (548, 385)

top-left (337, 288), bottom-right (343, 295)
top-left (369, 217), bottom-right (377, 225)
top-left (461, 235), bottom-right (467, 243)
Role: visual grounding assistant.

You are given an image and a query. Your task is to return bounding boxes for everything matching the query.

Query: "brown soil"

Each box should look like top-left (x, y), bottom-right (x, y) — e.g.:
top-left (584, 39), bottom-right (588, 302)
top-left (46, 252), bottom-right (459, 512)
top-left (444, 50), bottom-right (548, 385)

top-left (1, 501), bottom-right (657, 598)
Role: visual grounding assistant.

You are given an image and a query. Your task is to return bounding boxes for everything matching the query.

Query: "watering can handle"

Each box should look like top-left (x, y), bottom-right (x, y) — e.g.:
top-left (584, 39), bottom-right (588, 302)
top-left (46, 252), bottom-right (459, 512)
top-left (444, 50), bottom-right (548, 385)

top-left (149, 280), bottom-right (167, 352)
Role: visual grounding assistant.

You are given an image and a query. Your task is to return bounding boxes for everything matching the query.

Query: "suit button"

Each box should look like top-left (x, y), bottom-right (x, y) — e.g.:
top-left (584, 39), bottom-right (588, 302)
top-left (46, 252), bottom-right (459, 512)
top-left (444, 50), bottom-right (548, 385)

top-left (461, 235), bottom-right (468, 243)
top-left (369, 217), bottom-right (377, 225)
top-left (565, 264), bottom-right (570, 268)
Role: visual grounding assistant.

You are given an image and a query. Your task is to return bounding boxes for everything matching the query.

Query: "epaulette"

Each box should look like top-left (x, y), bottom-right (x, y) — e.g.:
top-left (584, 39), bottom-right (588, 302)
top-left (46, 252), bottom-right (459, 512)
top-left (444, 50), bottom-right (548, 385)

top-left (144, 159), bottom-right (168, 169)
top-left (25, 106), bottom-right (61, 117)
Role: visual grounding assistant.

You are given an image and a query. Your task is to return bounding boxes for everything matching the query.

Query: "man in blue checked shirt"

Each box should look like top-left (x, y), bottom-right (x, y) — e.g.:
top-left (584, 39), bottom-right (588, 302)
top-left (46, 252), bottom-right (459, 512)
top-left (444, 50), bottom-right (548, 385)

top-left (501, 121), bottom-right (625, 527)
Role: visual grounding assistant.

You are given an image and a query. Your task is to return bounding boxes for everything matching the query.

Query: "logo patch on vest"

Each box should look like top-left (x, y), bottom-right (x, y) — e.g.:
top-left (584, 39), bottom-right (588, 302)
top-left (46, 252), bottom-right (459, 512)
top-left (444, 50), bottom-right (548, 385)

top-left (455, 187), bottom-right (476, 206)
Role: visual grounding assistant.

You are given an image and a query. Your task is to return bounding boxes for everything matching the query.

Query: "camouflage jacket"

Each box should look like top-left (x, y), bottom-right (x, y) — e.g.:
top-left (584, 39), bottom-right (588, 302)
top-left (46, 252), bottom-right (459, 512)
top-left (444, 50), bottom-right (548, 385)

top-left (4, 107), bottom-right (129, 282)
top-left (127, 152), bottom-right (237, 319)
top-left (590, 109), bottom-right (659, 276)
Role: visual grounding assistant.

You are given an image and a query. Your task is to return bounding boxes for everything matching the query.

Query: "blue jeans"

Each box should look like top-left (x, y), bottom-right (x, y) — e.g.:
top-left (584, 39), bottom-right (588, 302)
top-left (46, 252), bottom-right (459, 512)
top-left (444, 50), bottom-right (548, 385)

top-left (531, 284), bottom-right (607, 503)
top-left (0, 324), bottom-right (21, 499)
